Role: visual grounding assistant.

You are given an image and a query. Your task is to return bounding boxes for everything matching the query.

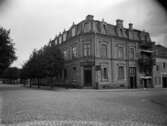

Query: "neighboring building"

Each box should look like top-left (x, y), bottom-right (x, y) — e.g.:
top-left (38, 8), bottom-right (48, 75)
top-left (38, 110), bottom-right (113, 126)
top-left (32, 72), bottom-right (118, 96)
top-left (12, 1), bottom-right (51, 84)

top-left (50, 15), bottom-right (155, 89)
top-left (153, 45), bottom-right (167, 88)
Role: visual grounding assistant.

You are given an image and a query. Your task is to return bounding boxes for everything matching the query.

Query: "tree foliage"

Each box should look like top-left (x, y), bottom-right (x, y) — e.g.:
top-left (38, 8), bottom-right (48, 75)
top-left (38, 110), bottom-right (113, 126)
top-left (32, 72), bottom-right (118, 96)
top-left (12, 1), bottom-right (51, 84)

top-left (2, 67), bottom-right (20, 80)
top-left (21, 40), bottom-right (64, 86)
top-left (0, 27), bottom-right (16, 75)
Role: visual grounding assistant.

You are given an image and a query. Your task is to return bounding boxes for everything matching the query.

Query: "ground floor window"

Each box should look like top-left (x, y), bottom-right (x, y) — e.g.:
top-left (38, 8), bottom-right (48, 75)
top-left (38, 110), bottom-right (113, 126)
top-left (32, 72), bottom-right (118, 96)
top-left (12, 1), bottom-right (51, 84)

top-left (101, 67), bottom-right (108, 81)
top-left (118, 66), bottom-right (124, 80)
top-left (64, 69), bottom-right (67, 79)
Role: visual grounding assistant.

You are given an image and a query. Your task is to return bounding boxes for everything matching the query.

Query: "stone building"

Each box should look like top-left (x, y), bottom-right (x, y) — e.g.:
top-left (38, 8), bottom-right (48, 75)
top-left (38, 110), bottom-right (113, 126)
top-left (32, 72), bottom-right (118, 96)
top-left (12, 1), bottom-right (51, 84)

top-left (50, 15), bottom-right (155, 88)
top-left (153, 45), bottom-right (167, 88)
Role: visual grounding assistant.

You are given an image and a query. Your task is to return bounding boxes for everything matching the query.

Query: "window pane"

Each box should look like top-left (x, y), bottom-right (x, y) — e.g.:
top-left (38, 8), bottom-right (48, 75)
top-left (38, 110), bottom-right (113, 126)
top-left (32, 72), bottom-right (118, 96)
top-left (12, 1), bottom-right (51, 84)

top-left (118, 47), bottom-right (124, 58)
top-left (72, 47), bottom-right (77, 58)
top-left (72, 27), bottom-right (75, 37)
top-left (101, 67), bottom-right (108, 80)
top-left (83, 43), bottom-right (91, 56)
top-left (118, 66), bottom-right (124, 80)
top-left (101, 44), bottom-right (107, 57)
top-left (129, 48), bottom-right (135, 59)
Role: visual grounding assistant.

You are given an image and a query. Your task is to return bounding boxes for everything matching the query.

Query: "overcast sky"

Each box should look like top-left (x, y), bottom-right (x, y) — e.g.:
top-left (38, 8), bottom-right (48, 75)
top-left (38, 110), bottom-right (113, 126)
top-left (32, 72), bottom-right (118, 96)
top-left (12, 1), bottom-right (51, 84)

top-left (0, 0), bottom-right (167, 68)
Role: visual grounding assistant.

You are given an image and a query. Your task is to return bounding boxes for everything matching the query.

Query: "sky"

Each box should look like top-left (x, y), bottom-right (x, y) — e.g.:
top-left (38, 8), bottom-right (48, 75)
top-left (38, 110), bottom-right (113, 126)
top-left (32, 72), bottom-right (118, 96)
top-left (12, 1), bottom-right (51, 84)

top-left (0, 0), bottom-right (167, 68)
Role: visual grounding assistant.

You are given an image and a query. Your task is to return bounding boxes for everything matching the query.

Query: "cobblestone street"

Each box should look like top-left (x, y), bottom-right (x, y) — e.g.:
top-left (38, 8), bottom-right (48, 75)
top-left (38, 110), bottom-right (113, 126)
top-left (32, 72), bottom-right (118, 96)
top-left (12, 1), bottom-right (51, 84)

top-left (0, 84), bottom-right (167, 126)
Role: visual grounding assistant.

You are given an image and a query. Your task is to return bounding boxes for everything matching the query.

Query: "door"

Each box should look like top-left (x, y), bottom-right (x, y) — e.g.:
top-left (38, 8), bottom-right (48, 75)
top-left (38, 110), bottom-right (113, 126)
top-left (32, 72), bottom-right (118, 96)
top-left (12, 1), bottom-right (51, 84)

top-left (84, 67), bottom-right (92, 87)
top-left (162, 77), bottom-right (167, 88)
top-left (129, 67), bottom-right (137, 88)
top-left (130, 77), bottom-right (137, 88)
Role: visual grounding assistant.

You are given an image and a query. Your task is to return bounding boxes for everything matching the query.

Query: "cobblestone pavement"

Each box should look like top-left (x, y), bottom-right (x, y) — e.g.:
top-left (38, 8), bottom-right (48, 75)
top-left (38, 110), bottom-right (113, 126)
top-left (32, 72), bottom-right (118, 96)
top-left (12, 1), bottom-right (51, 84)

top-left (0, 84), bottom-right (167, 126)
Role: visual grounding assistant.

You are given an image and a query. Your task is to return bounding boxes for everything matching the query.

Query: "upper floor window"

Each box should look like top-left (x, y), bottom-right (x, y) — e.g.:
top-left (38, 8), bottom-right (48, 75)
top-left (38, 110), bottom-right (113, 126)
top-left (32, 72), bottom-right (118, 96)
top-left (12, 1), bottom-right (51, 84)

top-left (118, 46), bottom-right (124, 59)
top-left (59, 36), bottom-right (62, 44)
top-left (156, 65), bottom-right (159, 71)
top-left (55, 39), bottom-right (57, 45)
top-left (72, 27), bottom-right (76, 37)
top-left (83, 43), bottom-right (91, 56)
top-left (72, 47), bottom-right (77, 58)
top-left (100, 44), bottom-right (107, 57)
top-left (101, 24), bottom-right (107, 34)
top-left (129, 47), bottom-right (135, 59)
top-left (118, 66), bottom-right (125, 80)
top-left (63, 50), bottom-right (68, 60)
top-left (63, 33), bottom-right (67, 42)
top-left (163, 62), bottom-right (166, 69)
top-left (84, 22), bottom-right (91, 33)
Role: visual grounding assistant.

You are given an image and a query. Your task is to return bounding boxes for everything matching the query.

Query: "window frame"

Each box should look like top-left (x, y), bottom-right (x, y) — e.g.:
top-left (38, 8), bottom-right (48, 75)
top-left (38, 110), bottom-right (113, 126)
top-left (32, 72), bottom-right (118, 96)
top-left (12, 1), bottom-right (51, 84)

top-left (129, 47), bottom-right (135, 59)
top-left (118, 66), bottom-right (125, 80)
top-left (100, 44), bottom-right (108, 58)
top-left (83, 42), bottom-right (91, 57)
top-left (72, 46), bottom-right (77, 58)
top-left (117, 46), bottom-right (124, 59)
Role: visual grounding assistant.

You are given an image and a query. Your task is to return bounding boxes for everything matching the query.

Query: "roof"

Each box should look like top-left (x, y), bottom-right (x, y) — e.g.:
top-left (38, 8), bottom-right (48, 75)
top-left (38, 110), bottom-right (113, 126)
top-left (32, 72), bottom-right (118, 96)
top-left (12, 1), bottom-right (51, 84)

top-left (51, 15), bottom-right (152, 45)
top-left (155, 44), bottom-right (167, 58)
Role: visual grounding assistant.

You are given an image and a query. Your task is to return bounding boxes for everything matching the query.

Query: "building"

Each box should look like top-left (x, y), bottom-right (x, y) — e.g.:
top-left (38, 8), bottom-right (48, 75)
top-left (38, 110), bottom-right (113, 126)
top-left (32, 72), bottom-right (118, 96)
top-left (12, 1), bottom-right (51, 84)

top-left (50, 15), bottom-right (155, 89)
top-left (153, 45), bottom-right (167, 88)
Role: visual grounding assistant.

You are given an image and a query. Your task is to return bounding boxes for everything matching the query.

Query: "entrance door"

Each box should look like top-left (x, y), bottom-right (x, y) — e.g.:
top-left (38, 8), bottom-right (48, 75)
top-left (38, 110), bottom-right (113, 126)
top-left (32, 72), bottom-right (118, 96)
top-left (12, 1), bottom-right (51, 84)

top-left (84, 67), bottom-right (92, 87)
top-left (129, 67), bottom-right (137, 88)
top-left (130, 77), bottom-right (137, 88)
top-left (143, 79), bottom-right (147, 88)
top-left (162, 77), bottom-right (167, 88)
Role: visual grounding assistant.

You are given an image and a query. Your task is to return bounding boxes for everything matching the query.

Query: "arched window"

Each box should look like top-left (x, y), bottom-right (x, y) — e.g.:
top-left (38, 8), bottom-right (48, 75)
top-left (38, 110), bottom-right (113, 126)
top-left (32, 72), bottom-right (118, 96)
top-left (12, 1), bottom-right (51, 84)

top-left (100, 44), bottom-right (107, 57)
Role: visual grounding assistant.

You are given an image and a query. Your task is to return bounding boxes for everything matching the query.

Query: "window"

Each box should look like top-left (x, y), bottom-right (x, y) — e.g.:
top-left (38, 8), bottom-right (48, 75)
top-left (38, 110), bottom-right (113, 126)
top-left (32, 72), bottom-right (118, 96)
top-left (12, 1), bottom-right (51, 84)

top-left (59, 36), bottom-right (62, 44)
top-left (83, 43), bottom-right (91, 56)
top-left (129, 47), bottom-right (135, 59)
top-left (102, 67), bottom-right (108, 80)
top-left (72, 27), bottom-right (76, 37)
top-left (55, 39), bottom-right (57, 45)
top-left (64, 69), bottom-right (67, 79)
top-left (63, 50), bottom-right (68, 60)
top-left (118, 66), bottom-right (124, 80)
top-left (103, 68), bottom-right (108, 79)
top-left (84, 22), bottom-right (91, 33)
top-left (163, 62), bottom-right (166, 69)
top-left (100, 44), bottom-right (107, 57)
top-left (63, 33), bottom-right (67, 41)
top-left (156, 65), bottom-right (159, 71)
top-left (118, 46), bottom-right (124, 58)
top-left (101, 24), bottom-right (106, 34)
top-left (72, 47), bottom-right (77, 58)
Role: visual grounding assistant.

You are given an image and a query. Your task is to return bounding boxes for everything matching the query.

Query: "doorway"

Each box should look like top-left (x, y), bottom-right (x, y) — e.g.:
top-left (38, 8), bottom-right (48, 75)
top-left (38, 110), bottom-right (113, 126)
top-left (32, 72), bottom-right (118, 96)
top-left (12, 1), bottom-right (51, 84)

top-left (129, 67), bottom-right (137, 88)
top-left (84, 67), bottom-right (92, 87)
top-left (130, 76), bottom-right (137, 88)
top-left (162, 77), bottom-right (167, 88)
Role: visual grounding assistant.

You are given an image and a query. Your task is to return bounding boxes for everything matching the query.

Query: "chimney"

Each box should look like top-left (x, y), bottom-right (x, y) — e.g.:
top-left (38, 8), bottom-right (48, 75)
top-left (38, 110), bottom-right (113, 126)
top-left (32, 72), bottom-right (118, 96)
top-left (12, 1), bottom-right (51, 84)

top-left (86, 15), bottom-right (94, 20)
top-left (116, 19), bottom-right (123, 28)
top-left (129, 23), bottom-right (133, 30)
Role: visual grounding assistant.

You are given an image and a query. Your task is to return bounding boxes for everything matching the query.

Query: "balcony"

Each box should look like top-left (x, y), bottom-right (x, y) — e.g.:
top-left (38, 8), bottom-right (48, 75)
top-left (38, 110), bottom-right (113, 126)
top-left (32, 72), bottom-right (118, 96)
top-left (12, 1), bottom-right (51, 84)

top-left (139, 41), bottom-right (154, 50)
top-left (138, 56), bottom-right (155, 66)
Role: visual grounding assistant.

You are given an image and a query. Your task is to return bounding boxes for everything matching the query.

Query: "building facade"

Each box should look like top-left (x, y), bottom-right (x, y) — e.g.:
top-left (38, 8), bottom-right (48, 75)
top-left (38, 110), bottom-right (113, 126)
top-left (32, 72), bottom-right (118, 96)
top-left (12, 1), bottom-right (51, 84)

top-left (153, 45), bottom-right (167, 88)
top-left (50, 15), bottom-right (155, 89)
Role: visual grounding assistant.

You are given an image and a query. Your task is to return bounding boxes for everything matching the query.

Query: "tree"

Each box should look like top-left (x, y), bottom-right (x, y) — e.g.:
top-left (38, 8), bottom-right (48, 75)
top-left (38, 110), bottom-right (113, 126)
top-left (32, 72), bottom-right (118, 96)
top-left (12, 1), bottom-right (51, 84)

top-left (2, 67), bottom-right (20, 79)
top-left (21, 41), bottom-right (64, 88)
top-left (0, 27), bottom-right (16, 75)
top-left (2, 67), bottom-right (20, 84)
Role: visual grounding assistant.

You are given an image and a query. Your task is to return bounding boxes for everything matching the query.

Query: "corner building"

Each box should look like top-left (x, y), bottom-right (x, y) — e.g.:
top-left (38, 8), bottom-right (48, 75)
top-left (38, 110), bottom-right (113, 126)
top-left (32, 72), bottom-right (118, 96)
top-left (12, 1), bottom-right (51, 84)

top-left (51, 15), bottom-right (155, 89)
